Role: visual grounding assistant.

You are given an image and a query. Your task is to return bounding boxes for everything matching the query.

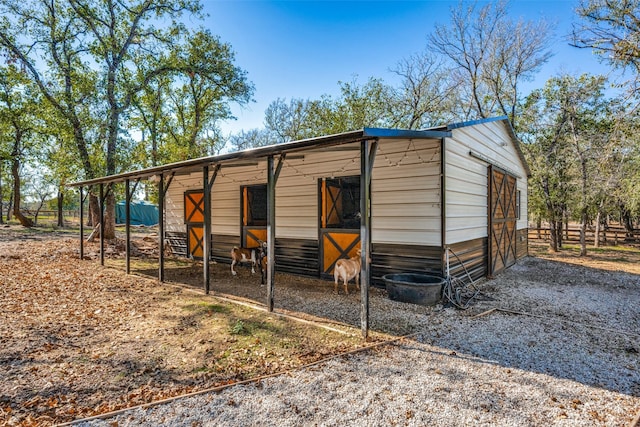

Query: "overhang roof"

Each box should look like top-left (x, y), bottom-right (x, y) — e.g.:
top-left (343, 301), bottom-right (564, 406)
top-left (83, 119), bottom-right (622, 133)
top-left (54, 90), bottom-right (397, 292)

top-left (70, 127), bottom-right (450, 187)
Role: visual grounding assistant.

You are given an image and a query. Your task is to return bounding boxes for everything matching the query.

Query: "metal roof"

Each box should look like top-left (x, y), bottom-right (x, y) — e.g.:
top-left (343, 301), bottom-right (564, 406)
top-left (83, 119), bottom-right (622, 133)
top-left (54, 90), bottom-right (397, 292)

top-left (69, 127), bottom-right (451, 187)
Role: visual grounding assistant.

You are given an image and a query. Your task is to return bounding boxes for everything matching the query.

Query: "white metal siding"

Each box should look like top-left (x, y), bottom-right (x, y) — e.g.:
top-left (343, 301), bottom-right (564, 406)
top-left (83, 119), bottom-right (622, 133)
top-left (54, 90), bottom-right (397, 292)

top-left (165, 138), bottom-right (442, 246)
top-left (517, 182), bottom-right (528, 230)
top-left (276, 138), bottom-right (442, 244)
top-left (165, 164), bottom-right (267, 236)
top-left (445, 120), bottom-right (529, 245)
top-left (276, 147), bottom-right (360, 239)
top-left (371, 138), bottom-right (441, 245)
top-left (166, 174), bottom-right (198, 233)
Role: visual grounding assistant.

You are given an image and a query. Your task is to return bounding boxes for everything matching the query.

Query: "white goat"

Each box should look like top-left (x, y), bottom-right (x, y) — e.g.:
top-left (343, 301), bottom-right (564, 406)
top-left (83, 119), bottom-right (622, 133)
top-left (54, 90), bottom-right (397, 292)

top-left (333, 249), bottom-right (362, 295)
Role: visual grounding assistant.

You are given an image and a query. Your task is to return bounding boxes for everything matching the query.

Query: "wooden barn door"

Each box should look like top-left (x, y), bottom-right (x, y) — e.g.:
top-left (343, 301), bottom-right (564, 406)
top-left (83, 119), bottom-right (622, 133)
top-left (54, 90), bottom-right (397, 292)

top-left (325, 180), bottom-right (343, 227)
top-left (184, 190), bottom-right (205, 259)
top-left (241, 185), bottom-right (267, 248)
top-left (488, 166), bottom-right (518, 276)
top-left (187, 225), bottom-right (204, 258)
top-left (319, 177), bottom-right (360, 276)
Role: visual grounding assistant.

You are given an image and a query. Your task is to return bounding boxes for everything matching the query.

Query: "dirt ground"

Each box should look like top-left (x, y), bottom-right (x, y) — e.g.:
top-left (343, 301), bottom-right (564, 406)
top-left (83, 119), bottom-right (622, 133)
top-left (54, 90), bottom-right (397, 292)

top-left (0, 225), bottom-right (388, 426)
top-left (1, 225), bottom-right (639, 426)
top-left (528, 240), bottom-right (640, 274)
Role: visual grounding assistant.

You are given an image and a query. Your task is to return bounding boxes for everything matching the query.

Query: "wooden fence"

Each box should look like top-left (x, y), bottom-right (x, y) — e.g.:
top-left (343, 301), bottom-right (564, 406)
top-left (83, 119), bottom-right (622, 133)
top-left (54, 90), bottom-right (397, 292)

top-left (528, 224), bottom-right (639, 246)
top-left (19, 209), bottom-right (80, 219)
top-left (2, 210), bottom-right (80, 225)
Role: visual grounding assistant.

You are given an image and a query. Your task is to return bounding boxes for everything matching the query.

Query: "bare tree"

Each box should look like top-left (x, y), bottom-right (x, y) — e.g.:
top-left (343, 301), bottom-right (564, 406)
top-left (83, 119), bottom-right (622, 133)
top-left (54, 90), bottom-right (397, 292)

top-left (487, 17), bottom-right (555, 124)
top-left (572, 0), bottom-right (640, 95)
top-left (228, 128), bottom-right (275, 152)
top-left (429, 0), bottom-right (554, 125)
top-left (26, 172), bottom-right (54, 226)
top-left (264, 98), bottom-right (313, 143)
top-left (390, 51), bottom-right (457, 129)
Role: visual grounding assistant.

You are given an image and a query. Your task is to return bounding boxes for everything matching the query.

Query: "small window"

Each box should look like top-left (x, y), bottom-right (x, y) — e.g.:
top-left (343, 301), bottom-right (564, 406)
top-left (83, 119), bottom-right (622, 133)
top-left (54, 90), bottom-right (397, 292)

top-left (243, 185), bottom-right (267, 226)
top-left (321, 176), bottom-right (361, 229)
top-left (516, 190), bottom-right (521, 220)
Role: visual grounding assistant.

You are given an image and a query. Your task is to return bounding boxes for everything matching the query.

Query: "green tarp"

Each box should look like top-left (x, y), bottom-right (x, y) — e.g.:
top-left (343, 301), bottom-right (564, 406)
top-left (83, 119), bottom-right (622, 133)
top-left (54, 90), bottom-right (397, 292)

top-left (115, 200), bottom-right (158, 226)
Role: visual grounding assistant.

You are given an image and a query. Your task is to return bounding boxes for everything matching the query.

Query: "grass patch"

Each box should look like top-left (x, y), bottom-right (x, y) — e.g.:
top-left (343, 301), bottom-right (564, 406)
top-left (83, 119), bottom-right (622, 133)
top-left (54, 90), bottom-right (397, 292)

top-left (183, 302), bottom-right (230, 315)
top-left (229, 319), bottom-right (251, 335)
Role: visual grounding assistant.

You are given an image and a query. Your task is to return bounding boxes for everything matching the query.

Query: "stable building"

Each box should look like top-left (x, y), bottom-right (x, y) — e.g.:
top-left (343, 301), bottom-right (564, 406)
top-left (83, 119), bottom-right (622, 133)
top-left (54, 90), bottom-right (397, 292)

top-left (72, 116), bottom-right (530, 337)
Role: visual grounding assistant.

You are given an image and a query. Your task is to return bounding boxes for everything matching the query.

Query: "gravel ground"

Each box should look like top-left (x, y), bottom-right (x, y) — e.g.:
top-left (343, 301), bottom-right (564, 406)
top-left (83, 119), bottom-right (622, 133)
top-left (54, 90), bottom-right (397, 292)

top-left (79, 256), bottom-right (640, 427)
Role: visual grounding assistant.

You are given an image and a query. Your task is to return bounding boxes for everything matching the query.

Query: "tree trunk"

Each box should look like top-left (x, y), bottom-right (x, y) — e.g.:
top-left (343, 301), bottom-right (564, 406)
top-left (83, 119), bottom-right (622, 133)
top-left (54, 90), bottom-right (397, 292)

top-left (86, 187), bottom-right (115, 240)
top-left (33, 195), bottom-right (47, 227)
top-left (556, 219), bottom-right (564, 249)
top-left (57, 189), bottom-right (64, 227)
top-left (88, 192), bottom-right (100, 230)
top-left (103, 191), bottom-right (116, 240)
top-left (621, 204), bottom-right (634, 238)
top-left (579, 207), bottom-right (587, 256)
top-left (7, 190), bottom-right (13, 222)
top-left (594, 211), bottom-right (601, 248)
top-left (549, 219), bottom-right (559, 252)
top-left (104, 63), bottom-right (119, 241)
top-left (11, 157), bottom-right (33, 227)
top-left (578, 157), bottom-right (588, 256)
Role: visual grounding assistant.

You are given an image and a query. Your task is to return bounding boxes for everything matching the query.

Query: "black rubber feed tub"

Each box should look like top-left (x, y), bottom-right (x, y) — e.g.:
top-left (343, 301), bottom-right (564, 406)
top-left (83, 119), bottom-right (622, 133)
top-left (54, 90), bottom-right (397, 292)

top-left (382, 273), bottom-right (446, 306)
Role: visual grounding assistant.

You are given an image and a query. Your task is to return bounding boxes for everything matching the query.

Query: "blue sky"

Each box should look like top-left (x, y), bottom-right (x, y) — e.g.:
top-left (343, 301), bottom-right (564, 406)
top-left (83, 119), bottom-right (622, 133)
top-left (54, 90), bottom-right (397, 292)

top-left (202, 1), bottom-right (613, 135)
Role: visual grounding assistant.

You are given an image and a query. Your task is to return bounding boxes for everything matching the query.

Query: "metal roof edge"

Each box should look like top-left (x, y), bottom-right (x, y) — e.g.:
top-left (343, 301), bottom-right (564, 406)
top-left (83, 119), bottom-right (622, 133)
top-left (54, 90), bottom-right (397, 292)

top-left (69, 127), bottom-right (456, 187)
top-left (363, 127), bottom-right (451, 139)
top-left (69, 129), bottom-right (368, 187)
top-left (445, 115), bottom-right (508, 130)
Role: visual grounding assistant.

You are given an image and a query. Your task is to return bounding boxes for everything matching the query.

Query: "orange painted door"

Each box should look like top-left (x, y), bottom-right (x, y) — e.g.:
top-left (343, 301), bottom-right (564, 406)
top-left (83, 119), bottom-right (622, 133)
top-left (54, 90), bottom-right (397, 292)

top-left (241, 185), bottom-right (267, 248)
top-left (187, 225), bottom-right (204, 258)
top-left (319, 178), bottom-right (360, 275)
top-left (184, 190), bottom-right (205, 259)
top-left (321, 230), bottom-right (360, 275)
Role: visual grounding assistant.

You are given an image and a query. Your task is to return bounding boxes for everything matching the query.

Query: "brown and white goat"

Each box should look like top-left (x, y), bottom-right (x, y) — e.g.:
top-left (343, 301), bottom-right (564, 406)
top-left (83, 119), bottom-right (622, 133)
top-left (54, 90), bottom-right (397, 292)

top-left (333, 249), bottom-right (362, 295)
top-left (231, 241), bottom-right (268, 285)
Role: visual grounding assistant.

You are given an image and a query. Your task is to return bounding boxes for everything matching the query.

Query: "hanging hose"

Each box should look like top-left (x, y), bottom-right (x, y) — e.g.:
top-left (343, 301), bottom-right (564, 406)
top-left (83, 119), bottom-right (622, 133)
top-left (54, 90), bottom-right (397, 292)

top-left (442, 247), bottom-right (481, 309)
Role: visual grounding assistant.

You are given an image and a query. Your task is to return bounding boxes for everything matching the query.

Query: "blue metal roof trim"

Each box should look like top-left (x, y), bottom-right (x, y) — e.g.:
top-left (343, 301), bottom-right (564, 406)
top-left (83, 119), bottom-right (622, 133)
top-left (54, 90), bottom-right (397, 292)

top-left (363, 127), bottom-right (451, 139)
top-left (445, 116), bottom-right (509, 131)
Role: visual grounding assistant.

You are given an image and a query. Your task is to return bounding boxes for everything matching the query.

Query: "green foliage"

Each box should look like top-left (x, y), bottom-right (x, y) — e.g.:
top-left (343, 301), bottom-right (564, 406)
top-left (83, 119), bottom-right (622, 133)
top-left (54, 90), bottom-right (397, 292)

top-left (230, 319), bottom-right (251, 336)
top-left (126, 28), bottom-right (254, 167)
top-left (0, 0), bottom-right (639, 240)
top-left (230, 77), bottom-right (394, 150)
top-left (573, 0), bottom-right (640, 95)
top-left (520, 72), bottom-right (639, 250)
top-left (0, 0), bottom-right (254, 233)
top-left (0, 64), bottom-right (46, 224)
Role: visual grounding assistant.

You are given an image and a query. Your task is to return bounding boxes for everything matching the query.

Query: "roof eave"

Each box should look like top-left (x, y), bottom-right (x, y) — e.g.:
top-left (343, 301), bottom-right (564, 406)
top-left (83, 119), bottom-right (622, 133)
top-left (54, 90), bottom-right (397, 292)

top-left (69, 127), bottom-right (451, 188)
